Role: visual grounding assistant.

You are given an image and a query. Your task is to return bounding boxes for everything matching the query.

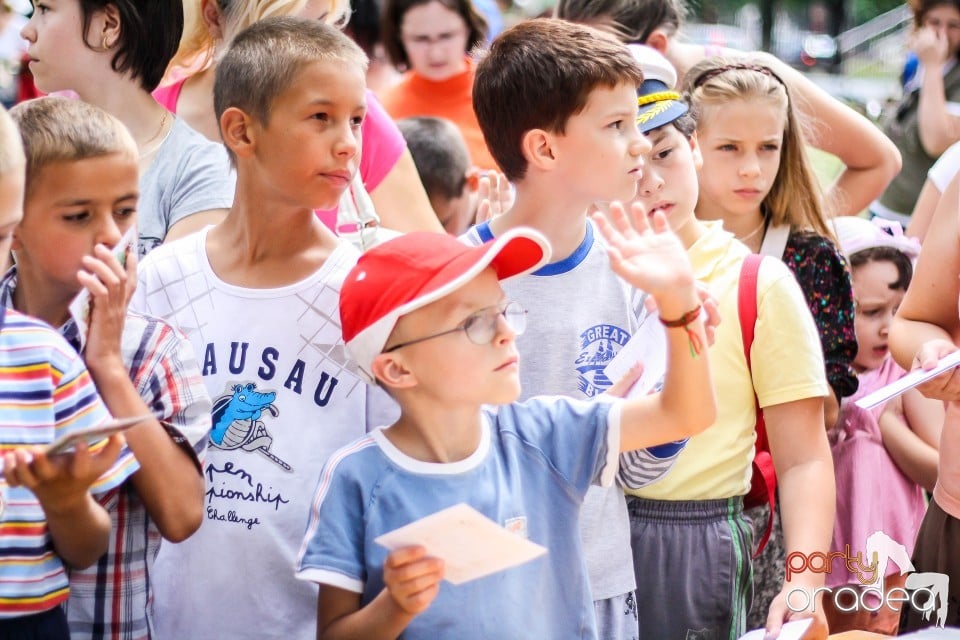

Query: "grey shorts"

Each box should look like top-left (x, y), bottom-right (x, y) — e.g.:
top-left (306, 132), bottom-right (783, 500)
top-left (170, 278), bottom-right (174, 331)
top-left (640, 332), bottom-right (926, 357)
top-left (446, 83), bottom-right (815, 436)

top-left (627, 496), bottom-right (753, 640)
top-left (595, 592), bottom-right (639, 640)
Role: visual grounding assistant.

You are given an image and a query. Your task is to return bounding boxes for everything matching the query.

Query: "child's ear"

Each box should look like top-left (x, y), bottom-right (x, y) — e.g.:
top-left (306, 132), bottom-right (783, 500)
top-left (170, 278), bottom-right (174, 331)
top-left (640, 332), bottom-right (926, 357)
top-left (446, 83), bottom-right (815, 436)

top-left (98, 3), bottom-right (122, 49)
top-left (464, 166), bottom-right (482, 194)
top-left (645, 30), bottom-right (670, 54)
top-left (520, 129), bottom-right (556, 171)
top-left (689, 132), bottom-right (704, 171)
top-left (370, 352), bottom-right (418, 391)
top-left (220, 107), bottom-right (257, 159)
top-left (10, 225), bottom-right (22, 253)
top-left (200, 0), bottom-right (226, 41)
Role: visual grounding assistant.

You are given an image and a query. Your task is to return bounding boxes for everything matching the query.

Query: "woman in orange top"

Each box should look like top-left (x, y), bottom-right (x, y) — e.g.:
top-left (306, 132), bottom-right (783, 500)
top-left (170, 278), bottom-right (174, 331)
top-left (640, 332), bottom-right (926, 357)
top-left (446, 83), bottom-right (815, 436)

top-left (380, 0), bottom-right (496, 171)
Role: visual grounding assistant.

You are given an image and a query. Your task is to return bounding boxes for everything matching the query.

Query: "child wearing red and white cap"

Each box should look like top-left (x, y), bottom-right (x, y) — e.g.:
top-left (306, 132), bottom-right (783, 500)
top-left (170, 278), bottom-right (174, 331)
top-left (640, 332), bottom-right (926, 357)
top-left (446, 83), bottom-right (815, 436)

top-left (296, 209), bottom-right (715, 640)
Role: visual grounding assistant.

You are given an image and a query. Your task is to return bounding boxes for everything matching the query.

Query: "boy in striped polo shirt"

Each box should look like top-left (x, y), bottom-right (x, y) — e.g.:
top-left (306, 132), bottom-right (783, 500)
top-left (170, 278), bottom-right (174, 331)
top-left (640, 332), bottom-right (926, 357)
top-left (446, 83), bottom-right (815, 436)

top-left (6, 97), bottom-right (212, 640)
top-left (0, 106), bottom-right (131, 638)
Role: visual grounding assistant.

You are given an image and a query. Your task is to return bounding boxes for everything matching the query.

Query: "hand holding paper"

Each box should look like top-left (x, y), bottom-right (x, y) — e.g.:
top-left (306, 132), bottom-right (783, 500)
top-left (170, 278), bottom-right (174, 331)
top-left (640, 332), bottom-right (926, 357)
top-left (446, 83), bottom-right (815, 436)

top-left (45, 414), bottom-right (150, 456)
top-left (382, 545), bottom-right (444, 616)
top-left (603, 314), bottom-right (667, 400)
top-left (2, 430), bottom-right (125, 516)
top-left (69, 225), bottom-right (137, 353)
top-left (856, 349), bottom-right (960, 409)
top-left (375, 503), bottom-right (547, 586)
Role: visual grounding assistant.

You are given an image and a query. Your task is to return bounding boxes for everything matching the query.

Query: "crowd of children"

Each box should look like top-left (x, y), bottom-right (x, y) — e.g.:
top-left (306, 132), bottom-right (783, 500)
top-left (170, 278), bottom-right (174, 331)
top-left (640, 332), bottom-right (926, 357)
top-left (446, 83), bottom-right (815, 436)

top-left (0, 0), bottom-right (959, 639)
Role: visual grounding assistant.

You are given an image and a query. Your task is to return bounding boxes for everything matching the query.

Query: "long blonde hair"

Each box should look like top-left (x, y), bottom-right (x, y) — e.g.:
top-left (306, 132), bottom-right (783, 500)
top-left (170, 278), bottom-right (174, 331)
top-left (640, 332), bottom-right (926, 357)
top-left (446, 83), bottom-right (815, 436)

top-left (171, 0), bottom-right (352, 70)
top-left (682, 57), bottom-right (833, 239)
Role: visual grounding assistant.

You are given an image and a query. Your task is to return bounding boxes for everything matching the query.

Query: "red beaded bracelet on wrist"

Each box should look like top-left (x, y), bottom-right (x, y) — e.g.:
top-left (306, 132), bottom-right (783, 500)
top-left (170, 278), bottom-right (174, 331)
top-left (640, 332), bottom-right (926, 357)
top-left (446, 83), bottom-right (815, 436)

top-left (659, 304), bottom-right (703, 358)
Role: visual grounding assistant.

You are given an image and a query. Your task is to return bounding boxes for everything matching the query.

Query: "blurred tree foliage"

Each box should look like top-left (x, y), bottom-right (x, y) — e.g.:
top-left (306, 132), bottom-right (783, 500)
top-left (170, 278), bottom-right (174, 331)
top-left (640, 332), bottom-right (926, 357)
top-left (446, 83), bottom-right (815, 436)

top-left (847, 0), bottom-right (905, 24)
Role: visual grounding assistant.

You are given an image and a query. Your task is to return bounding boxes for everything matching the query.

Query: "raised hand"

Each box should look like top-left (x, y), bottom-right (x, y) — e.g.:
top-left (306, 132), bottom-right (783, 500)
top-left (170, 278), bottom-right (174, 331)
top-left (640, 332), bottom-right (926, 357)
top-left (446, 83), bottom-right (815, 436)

top-left (475, 171), bottom-right (513, 224)
top-left (591, 201), bottom-right (696, 308)
top-left (912, 25), bottom-right (951, 67)
top-left (77, 243), bottom-right (136, 373)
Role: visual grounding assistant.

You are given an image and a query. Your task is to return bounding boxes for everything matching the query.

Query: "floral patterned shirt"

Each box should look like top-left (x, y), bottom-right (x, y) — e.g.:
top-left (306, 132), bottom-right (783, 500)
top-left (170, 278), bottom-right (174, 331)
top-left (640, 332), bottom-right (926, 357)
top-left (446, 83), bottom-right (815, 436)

top-left (782, 230), bottom-right (858, 400)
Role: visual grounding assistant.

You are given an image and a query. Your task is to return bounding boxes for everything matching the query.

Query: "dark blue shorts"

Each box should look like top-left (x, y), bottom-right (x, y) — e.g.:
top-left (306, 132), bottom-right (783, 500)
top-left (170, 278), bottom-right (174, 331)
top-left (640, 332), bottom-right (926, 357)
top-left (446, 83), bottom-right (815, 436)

top-left (0, 607), bottom-right (69, 640)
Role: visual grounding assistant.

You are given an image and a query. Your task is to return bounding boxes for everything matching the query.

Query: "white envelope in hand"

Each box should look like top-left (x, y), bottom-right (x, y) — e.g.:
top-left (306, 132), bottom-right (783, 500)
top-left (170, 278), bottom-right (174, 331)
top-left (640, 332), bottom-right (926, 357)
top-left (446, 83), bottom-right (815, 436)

top-left (374, 503), bottom-right (548, 585)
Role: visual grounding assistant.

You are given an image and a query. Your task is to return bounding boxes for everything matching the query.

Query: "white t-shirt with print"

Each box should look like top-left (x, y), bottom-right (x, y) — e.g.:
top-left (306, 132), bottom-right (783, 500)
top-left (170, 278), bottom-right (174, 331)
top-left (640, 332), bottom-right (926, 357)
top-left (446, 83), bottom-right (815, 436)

top-left (130, 228), bottom-right (397, 640)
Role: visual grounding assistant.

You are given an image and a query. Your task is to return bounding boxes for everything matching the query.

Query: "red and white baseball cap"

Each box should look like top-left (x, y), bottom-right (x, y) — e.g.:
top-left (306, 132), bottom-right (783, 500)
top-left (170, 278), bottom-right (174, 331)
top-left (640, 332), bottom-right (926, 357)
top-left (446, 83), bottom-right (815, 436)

top-left (341, 228), bottom-right (551, 383)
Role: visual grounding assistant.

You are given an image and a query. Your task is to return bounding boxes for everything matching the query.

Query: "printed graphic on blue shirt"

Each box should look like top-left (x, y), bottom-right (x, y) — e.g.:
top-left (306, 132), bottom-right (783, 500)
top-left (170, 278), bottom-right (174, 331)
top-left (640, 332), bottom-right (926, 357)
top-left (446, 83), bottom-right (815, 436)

top-left (575, 324), bottom-right (631, 397)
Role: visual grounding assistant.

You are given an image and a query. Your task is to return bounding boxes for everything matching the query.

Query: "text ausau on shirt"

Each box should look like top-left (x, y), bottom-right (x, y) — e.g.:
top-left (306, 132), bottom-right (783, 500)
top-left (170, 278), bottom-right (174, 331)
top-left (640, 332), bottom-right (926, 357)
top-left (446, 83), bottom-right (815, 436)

top-left (201, 341), bottom-right (339, 407)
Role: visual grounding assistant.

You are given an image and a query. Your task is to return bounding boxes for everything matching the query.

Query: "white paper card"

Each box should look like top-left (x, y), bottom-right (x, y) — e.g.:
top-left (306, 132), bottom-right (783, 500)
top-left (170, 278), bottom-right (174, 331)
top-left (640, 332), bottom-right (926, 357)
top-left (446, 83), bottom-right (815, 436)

top-left (68, 225), bottom-right (137, 351)
top-left (374, 503), bottom-right (547, 585)
top-left (737, 618), bottom-right (812, 640)
top-left (603, 313), bottom-right (667, 399)
top-left (0, 413), bottom-right (152, 473)
top-left (855, 350), bottom-right (960, 410)
top-left (45, 414), bottom-right (151, 456)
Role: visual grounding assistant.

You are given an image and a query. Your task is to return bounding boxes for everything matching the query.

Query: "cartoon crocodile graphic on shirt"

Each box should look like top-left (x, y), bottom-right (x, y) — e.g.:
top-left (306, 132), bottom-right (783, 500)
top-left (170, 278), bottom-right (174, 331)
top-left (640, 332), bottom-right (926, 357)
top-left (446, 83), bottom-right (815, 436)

top-left (210, 383), bottom-right (292, 471)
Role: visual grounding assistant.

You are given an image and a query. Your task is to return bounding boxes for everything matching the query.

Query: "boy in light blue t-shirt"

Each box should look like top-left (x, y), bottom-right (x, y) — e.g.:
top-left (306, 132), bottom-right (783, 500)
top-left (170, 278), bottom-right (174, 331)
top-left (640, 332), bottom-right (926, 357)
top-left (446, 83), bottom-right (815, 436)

top-left (296, 210), bottom-right (716, 638)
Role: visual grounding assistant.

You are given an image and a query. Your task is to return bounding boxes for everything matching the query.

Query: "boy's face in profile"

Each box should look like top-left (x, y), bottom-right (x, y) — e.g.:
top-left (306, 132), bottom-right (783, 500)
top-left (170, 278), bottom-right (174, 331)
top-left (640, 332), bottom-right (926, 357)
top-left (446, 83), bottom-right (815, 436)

top-left (14, 153), bottom-right (138, 298)
top-left (550, 81), bottom-right (650, 205)
top-left (632, 124), bottom-right (702, 241)
top-left (432, 188), bottom-right (475, 237)
top-left (250, 59), bottom-right (367, 212)
top-left (376, 269), bottom-right (522, 405)
top-left (0, 168), bottom-right (24, 259)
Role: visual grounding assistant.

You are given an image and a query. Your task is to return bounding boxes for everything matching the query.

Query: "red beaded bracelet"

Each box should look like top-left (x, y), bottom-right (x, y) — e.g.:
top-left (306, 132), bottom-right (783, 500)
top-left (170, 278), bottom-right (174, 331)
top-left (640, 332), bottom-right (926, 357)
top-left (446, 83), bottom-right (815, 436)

top-left (659, 305), bottom-right (703, 357)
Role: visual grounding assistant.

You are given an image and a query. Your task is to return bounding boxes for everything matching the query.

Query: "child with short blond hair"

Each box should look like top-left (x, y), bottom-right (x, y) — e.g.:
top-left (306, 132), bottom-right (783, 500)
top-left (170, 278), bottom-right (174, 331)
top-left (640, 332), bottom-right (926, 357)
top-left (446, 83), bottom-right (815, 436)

top-left (8, 95), bottom-right (211, 640)
top-left (0, 103), bottom-right (130, 640)
top-left (131, 18), bottom-right (398, 640)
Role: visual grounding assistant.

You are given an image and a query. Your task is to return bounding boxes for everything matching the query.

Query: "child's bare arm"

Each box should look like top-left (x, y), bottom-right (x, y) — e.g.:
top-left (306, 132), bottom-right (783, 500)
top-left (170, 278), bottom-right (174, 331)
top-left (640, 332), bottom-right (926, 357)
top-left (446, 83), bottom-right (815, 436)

top-left (913, 26), bottom-right (960, 156)
top-left (891, 182), bottom-right (960, 399)
top-left (762, 396), bottom-right (834, 637)
top-left (318, 546), bottom-right (444, 640)
top-left (371, 150), bottom-right (444, 233)
top-left (79, 244), bottom-right (204, 542)
top-left (879, 390), bottom-right (942, 492)
top-left (902, 386), bottom-right (945, 448)
top-left (3, 435), bottom-right (124, 568)
top-left (743, 51), bottom-right (901, 217)
top-left (906, 173), bottom-right (956, 242)
top-left (591, 203), bottom-right (715, 451)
